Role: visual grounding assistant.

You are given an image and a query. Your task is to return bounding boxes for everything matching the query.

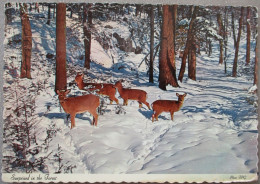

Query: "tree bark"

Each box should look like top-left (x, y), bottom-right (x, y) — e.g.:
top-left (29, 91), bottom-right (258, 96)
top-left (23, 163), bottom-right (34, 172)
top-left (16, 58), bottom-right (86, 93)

top-left (232, 7), bottom-right (244, 77)
top-left (20, 4), bottom-right (32, 79)
top-left (158, 5), bottom-right (179, 90)
top-left (246, 7), bottom-right (251, 65)
top-left (217, 13), bottom-right (224, 64)
top-left (83, 4), bottom-right (92, 69)
top-left (224, 7), bottom-right (228, 73)
top-left (188, 36), bottom-right (196, 80)
top-left (149, 5), bottom-right (154, 83)
top-left (178, 6), bottom-right (198, 82)
top-left (46, 4), bottom-right (51, 25)
top-left (136, 4), bottom-right (142, 16)
top-left (254, 39), bottom-right (258, 85)
top-left (55, 3), bottom-right (67, 93)
top-left (231, 8), bottom-right (237, 48)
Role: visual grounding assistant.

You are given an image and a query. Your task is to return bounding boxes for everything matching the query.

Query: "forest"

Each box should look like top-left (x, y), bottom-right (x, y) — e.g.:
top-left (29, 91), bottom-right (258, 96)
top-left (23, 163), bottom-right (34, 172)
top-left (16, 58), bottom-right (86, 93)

top-left (2, 3), bottom-right (258, 176)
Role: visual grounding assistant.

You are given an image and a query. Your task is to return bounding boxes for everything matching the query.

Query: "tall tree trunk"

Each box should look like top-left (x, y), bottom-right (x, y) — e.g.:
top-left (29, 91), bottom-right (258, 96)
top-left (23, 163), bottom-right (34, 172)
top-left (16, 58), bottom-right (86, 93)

top-left (35, 3), bottom-right (39, 13)
top-left (159, 5), bottom-right (179, 90)
top-left (149, 5), bottom-right (154, 83)
top-left (224, 7), bottom-right (228, 73)
top-left (172, 5), bottom-right (177, 52)
top-left (136, 4), bottom-right (141, 16)
top-left (188, 36), bottom-right (196, 80)
top-left (55, 3), bottom-right (67, 93)
top-left (232, 7), bottom-right (244, 77)
top-left (254, 39), bottom-right (258, 85)
top-left (246, 7), bottom-right (251, 65)
top-left (217, 13), bottom-right (224, 64)
top-left (20, 4), bottom-right (32, 79)
top-left (231, 8), bottom-right (237, 48)
top-left (178, 6), bottom-right (198, 82)
top-left (83, 4), bottom-right (92, 69)
top-left (53, 4), bottom-right (56, 18)
top-left (46, 4), bottom-right (51, 25)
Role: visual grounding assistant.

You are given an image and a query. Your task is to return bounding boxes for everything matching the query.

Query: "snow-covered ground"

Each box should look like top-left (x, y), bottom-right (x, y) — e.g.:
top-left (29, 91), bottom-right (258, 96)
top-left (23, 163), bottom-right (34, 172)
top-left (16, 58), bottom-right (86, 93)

top-left (2, 5), bottom-right (258, 176)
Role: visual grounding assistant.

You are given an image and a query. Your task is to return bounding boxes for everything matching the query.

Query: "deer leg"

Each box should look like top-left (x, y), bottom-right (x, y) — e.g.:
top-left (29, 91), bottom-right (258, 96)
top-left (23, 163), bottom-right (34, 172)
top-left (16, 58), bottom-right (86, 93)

top-left (91, 111), bottom-right (98, 126)
top-left (152, 112), bottom-right (155, 122)
top-left (110, 95), bottom-right (119, 105)
top-left (170, 112), bottom-right (174, 121)
top-left (138, 101), bottom-right (142, 108)
top-left (70, 114), bottom-right (76, 129)
top-left (143, 101), bottom-right (151, 110)
top-left (115, 97), bottom-right (119, 105)
top-left (152, 111), bottom-right (162, 121)
top-left (123, 99), bottom-right (128, 106)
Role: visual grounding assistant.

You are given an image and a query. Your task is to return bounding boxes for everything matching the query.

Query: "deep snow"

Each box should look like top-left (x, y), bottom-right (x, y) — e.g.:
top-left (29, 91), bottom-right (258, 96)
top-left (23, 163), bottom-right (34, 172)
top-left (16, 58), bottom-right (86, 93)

top-left (2, 4), bottom-right (258, 176)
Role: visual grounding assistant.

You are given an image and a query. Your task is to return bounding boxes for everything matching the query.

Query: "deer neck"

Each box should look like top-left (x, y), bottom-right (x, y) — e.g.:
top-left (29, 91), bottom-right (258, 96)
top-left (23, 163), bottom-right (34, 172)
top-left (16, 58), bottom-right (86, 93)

top-left (177, 100), bottom-right (184, 110)
top-left (59, 97), bottom-right (68, 111)
top-left (116, 84), bottom-right (124, 94)
top-left (77, 80), bottom-right (85, 89)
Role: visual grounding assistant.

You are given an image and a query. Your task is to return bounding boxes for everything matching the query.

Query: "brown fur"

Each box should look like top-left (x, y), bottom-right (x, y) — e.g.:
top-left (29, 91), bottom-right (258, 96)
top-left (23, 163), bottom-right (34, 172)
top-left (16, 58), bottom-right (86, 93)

top-left (152, 93), bottom-right (187, 122)
top-left (57, 90), bottom-right (100, 128)
top-left (115, 81), bottom-right (151, 109)
top-left (75, 73), bottom-right (119, 104)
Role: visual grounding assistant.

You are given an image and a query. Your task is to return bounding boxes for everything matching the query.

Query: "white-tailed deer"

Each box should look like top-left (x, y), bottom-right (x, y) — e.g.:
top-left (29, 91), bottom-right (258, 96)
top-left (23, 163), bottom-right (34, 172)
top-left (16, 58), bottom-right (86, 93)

top-left (152, 93), bottom-right (187, 122)
top-left (57, 90), bottom-right (100, 128)
top-left (75, 73), bottom-right (119, 105)
top-left (114, 80), bottom-right (151, 109)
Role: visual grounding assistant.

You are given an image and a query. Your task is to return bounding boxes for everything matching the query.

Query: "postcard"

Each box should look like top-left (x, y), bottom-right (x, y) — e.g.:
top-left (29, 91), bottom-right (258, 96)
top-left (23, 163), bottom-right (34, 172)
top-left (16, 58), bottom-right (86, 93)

top-left (1, 1), bottom-right (259, 183)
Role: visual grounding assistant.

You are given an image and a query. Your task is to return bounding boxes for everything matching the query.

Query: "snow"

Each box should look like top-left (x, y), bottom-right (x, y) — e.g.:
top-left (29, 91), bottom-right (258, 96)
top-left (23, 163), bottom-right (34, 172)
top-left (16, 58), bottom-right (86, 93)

top-left (2, 4), bottom-right (258, 177)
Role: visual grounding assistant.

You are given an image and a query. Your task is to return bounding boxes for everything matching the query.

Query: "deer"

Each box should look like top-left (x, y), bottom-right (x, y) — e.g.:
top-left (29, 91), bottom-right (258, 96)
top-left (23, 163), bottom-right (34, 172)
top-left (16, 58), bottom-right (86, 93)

top-left (57, 89), bottom-right (100, 129)
top-left (114, 80), bottom-right (151, 110)
top-left (75, 73), bottom-right (119, 105)
top-left (151, 93), bottom-right (187, 122)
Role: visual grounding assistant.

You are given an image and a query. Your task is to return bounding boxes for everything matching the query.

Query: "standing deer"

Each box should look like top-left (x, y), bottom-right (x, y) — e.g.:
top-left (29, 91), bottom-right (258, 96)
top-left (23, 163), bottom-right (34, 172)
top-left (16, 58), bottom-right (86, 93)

top-left (75, 73), bottom-right (119, 105)
top-left (114, 80), bottom-right (151, 109)
top-left (57, 89), bottom-right (100, 128)
top-left (152, 93), bottom-right (187, 122)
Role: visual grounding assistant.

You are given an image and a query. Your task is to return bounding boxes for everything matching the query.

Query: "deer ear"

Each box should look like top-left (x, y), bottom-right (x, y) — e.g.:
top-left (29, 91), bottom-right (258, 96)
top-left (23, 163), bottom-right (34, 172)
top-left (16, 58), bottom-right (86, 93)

top-left (176, 93), bottom-right (180, 97)
top-left (183, 93), bottom-right (187, 97)
top-left (57, 90), bottom-right (61, 95)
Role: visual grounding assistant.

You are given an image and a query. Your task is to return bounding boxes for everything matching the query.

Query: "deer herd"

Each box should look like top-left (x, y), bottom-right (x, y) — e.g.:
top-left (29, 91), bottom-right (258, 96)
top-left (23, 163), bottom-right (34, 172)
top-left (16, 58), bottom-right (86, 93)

top-left (57, 73), bottom-right (187, 129)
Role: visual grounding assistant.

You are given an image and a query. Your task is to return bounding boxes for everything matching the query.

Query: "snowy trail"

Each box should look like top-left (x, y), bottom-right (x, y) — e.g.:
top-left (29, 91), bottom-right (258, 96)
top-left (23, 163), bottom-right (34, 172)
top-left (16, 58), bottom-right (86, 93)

top-left (129, 57), bottom-right (258, 174)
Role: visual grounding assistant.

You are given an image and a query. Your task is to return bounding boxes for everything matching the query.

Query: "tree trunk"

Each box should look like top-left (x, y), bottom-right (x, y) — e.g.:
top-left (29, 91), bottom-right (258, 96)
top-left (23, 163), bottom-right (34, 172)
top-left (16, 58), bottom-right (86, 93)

top-left (46, 4), bottom-right (51, 25)
top-left (224, 7), bottom-right (228, 73)
top-left (254, 39), bottom-right (258, 85)
top-left (232, 7), bottom-right (244, 77)
top-left (231, 8), bottom-right (237, 48)
top-left (217, 13), bottom-right (224, 64)
top-left (136, 4), bottom-right (141, 16)
top-left (149, 5), bottom-right (154, 83)
top-left (20, 5), bottom-right (32, 79)
top-left (83, 4), bottom-right (92, 69)
top-left (53, 4), bottom-right (56, 18)
top-left (55, 3), bottom-right (67, 93)
top-left (246, 7), bottom-right (251, 65)
top-left (178, 6), bottom-right (198, 82)
top-left (188, 36), bottom-right (196, 80)
top-left (158, 5), bottom-right (179, 90)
